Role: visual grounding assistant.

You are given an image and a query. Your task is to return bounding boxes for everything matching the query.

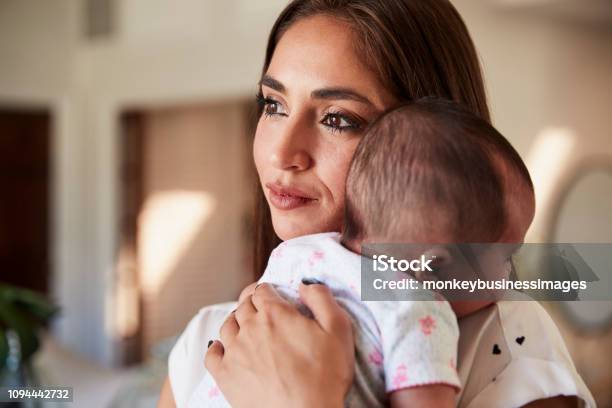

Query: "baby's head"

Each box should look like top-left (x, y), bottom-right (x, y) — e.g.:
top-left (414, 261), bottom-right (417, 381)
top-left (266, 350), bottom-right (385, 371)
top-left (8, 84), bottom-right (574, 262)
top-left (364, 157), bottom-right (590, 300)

top-left (343, 98), bottom-right (535, 247)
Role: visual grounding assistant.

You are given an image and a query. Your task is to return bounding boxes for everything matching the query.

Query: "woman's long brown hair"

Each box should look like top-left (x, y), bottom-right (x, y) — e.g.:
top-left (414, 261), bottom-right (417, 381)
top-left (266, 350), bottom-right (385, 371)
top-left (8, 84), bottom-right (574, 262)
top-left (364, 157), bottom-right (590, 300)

top-left (252, 0), bottom-right (491, 280)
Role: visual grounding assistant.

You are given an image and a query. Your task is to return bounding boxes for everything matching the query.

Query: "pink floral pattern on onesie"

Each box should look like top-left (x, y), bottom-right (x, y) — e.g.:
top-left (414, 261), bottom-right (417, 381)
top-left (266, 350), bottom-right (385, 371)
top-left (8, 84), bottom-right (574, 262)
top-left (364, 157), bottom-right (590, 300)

top-left (271, 248), bottom-right (283, 259)
top-left (392, 364), bottom-right (409, 389)
top-left (368, 349), bottom-right (383, 366)
top-left (208, 385), bottom-right (220, 398)
top-left (419, 315), bottom-right (436, 335)
top-left (308, 250), bottom-right (325, 266)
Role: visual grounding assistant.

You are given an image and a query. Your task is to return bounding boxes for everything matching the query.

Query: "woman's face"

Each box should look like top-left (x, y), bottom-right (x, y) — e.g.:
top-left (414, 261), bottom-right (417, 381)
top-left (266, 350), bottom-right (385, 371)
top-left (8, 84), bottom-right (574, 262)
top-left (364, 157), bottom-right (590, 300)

top-left (254, 15), bottom-right (396, 240)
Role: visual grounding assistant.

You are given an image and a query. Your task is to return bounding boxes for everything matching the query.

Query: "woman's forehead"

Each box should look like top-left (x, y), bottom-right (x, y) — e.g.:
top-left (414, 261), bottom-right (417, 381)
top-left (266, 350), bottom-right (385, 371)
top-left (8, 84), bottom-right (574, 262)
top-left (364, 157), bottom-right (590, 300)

top-left (266, 14), bottom-right (396, 110)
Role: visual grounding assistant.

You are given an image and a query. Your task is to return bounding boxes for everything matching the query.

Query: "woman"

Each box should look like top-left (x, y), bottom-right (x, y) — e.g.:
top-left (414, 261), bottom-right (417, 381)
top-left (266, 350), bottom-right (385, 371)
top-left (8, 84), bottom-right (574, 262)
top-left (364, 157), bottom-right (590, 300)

top-left (159, 0), bottom-right (592, 407)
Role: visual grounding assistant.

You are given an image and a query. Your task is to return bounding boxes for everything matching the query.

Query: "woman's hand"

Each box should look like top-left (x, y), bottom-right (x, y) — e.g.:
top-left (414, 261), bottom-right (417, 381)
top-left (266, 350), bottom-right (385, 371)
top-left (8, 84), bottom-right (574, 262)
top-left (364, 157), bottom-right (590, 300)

top-left (205, 282), bottom-right (354, 408)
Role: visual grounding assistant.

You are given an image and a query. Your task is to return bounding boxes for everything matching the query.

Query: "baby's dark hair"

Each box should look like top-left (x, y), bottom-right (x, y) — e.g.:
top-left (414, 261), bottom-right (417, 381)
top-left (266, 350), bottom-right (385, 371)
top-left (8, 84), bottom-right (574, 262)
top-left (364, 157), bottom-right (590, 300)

top-left (343, 98), bottom-right (533, 244)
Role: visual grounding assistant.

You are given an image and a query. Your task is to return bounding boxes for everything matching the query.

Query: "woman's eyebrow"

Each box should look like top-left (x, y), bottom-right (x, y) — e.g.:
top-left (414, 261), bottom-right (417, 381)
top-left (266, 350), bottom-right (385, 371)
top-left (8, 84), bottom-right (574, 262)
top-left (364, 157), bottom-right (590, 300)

top-left (311, 88), bottom-right (373, 106)
top-left (260, 75), bottom-right (285, 93)
top-left (261, 74), bottom-right (374, 106)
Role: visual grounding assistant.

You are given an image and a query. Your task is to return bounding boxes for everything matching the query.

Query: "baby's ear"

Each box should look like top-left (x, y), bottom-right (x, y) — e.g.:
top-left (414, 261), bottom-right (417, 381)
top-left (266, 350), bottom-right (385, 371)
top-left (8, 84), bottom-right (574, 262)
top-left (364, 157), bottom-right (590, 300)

top-left (423, 246), bottom-right (452, 266)
top-left (420, 246), bottom-right (453, 281)
top-left (414, 269), bottom-right (438, 283)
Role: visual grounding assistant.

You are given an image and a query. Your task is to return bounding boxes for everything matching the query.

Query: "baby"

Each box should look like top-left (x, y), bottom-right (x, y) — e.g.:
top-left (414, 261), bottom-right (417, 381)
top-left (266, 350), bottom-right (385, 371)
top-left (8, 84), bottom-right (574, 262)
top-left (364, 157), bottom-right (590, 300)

top-left (189, 98), bottom-right (534, 407)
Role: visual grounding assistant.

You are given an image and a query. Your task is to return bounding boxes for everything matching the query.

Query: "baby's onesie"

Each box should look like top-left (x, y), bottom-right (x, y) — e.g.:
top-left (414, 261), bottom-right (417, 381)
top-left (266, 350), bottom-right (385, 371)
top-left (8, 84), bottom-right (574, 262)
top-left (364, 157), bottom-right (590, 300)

top-left (187, 232), bottom-right (460, 407)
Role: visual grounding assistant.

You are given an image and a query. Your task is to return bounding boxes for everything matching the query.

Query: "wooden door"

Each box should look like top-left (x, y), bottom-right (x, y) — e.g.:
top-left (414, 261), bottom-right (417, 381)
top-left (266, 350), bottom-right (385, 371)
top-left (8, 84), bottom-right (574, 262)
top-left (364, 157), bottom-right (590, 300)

top-left (0, 109), bottom-right (50, 294)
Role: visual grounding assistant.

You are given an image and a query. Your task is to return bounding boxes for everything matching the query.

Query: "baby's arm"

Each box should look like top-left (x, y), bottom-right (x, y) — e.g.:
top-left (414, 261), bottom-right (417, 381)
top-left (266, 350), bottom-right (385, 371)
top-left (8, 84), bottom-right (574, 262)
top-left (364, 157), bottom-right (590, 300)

top-left (370, 298), bottom-right (460, 407)
top-left (390, 384), bottom-right (456, 408)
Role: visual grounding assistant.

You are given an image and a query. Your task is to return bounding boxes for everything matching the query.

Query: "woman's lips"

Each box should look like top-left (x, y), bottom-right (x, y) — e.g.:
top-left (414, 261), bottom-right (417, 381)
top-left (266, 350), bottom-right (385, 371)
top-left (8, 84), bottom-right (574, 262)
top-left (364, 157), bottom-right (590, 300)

top-left (266, 183), bottom-right (317, 211)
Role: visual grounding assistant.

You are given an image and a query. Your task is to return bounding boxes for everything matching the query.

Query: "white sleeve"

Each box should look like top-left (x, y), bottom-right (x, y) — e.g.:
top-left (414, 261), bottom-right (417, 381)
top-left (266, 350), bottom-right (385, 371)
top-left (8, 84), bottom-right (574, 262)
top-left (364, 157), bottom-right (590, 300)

top-left (468, 358), bottom-right (594, 408)
top-left (168, 302), bottom-right (237, 407)
top-left (459, 300), bottom-right (595, 408)
top-left (373, 300), bottom-right (461, 393)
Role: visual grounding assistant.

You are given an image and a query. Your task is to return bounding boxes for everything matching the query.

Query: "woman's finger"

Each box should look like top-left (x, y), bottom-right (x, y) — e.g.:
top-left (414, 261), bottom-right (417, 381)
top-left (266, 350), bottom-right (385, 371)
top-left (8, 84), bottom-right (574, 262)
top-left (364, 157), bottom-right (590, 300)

top-left (299, 282), bottom-right (352, 335)
top-left (204, 340), bottom-right (224, 376)
top-left (238, 282), bottom-right (258, 304)
top-left (250, 283), bottom-right (287, 310)
top-left (219, 311), bottom-right (240, 343)
top-left (235, 294), bottom-right (257, 325)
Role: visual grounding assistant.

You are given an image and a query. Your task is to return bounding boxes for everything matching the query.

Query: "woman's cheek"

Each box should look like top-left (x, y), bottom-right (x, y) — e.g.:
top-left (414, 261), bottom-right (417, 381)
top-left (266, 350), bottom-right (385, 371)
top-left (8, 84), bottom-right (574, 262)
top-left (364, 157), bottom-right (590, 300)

top-left (252, 123), bottom-right (269, 182)
top-left (320, 138), bottom-right (360, 212)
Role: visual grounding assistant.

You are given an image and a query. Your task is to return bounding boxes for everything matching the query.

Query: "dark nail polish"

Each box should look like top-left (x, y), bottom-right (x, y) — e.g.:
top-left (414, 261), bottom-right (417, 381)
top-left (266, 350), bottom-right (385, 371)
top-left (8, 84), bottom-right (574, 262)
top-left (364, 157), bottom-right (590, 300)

top-left (301, 278), bottom-right (325, 286)
top-left (207, 340), bottom-right (213, 348)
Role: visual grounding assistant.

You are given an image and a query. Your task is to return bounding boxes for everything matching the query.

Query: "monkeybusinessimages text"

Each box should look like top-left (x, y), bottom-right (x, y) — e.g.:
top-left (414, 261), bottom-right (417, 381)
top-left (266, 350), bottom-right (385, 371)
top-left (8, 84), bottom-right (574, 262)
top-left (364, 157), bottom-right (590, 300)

top-left (370, 254), bottom-right (588, 294)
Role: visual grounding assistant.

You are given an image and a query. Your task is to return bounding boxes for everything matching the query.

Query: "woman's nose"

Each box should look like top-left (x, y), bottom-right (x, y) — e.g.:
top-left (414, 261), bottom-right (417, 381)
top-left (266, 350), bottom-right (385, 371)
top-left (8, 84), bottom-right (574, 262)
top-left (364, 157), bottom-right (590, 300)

top-left (269, 121), bottom-right (312, 171)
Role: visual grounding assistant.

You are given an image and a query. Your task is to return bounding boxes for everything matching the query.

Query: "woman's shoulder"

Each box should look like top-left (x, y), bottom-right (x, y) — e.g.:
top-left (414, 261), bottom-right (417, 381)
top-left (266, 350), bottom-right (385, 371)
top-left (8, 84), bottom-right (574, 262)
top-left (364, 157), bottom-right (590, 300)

top-left (457, 299), bottom-right (595, 407)
top-left (168, 302), bottom-right (237, 407)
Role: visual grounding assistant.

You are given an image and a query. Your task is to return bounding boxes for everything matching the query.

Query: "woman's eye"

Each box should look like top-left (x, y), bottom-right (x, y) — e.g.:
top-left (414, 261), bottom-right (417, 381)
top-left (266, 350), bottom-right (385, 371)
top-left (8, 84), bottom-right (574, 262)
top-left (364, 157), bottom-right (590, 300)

top-left (264, 100), bottom-right (280, 116)
top-left (258, 96), bottom-right (286, 118)
top-left (321, 112), bottom-right (360, 133)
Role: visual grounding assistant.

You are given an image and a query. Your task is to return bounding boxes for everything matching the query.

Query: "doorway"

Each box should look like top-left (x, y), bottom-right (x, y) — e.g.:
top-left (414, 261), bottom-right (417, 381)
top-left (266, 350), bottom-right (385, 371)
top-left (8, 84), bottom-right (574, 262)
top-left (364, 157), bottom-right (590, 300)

top-left (116, 100), bottom-right (256, 364)
top-left (0, 108), bottom-right (51, 294)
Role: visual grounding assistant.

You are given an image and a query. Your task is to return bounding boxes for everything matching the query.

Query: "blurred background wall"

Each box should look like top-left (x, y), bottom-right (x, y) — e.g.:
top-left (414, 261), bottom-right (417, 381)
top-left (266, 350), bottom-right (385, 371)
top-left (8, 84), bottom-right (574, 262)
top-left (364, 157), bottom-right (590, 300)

top-left (0, 0), bottom-right (610, 406)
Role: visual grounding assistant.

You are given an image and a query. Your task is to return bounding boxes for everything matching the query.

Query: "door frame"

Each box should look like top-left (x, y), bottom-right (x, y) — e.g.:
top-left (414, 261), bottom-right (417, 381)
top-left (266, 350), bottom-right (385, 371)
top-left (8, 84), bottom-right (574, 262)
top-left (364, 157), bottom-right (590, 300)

top-left (0, 95), bottom-right (114, 364)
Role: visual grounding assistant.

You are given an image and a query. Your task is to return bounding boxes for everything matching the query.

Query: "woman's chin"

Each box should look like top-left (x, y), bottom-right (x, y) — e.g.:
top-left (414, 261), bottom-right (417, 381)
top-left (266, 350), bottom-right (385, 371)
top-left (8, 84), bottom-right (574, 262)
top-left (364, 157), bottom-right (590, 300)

top-left (271, 212), bottom-right (337, 241)
top-left (272, 219), bottom-right (315, 241)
